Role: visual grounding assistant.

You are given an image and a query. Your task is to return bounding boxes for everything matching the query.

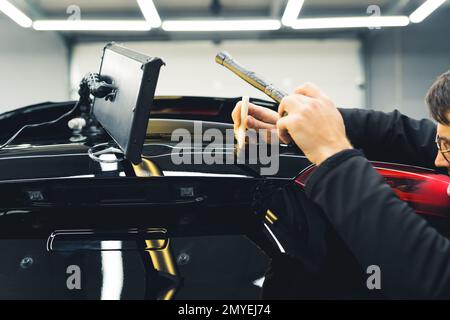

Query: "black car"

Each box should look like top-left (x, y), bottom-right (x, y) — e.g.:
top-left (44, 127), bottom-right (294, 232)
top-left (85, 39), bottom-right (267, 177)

top-left (0, 94), bottom-right (449, 299)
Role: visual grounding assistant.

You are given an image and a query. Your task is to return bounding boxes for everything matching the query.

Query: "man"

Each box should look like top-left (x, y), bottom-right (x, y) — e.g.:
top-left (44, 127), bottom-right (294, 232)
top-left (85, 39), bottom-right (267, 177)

top-left (232, 71), bottom-right (450, 298)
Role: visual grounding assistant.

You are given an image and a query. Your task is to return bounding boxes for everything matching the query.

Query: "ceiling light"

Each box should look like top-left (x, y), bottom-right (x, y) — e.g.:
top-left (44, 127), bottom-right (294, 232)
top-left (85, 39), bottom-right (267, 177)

top-left (0, 0), bottom-right (32, 28)
top-left (137, 0), bottom-right (161, 28)
top-left (409, 0), bottom-right (446, 23)
top-left (162, 19), bottom-right (281, 32)
top-left (290, 16), bottom-right (410, 29)
top-left (33, 20), bottom-right (152, 31)
top-left (282, 0), bottom-right (305, 26)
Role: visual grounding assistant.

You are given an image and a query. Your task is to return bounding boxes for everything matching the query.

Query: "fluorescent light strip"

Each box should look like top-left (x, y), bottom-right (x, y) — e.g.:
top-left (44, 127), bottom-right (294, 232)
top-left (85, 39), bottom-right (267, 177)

top-left (282, 0), bottom-right (304, 26)
top-left (33, 20), bottom-right (151, 31)
top-left (291, 16), bottom-right (410, 29)
top-left (162, 19), bottom-right (281, 32)
top-left (137, 0), bottom-right (161, 28)
top-left (410, 0), bottom-right (446, 23)
top-left (0, 0), bottom-right (32, 28)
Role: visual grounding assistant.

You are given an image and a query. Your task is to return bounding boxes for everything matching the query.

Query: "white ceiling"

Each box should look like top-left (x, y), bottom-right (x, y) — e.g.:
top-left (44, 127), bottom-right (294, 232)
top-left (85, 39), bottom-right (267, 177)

top-left (26, 0), bottom-right (400, 16)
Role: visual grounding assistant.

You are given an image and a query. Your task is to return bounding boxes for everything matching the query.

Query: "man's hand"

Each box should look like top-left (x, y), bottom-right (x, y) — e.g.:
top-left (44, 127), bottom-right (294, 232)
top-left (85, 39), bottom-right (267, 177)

top-left (277, 83), bottom-right (353, 165)
top-left (231, 101), bottom-right (280, 143)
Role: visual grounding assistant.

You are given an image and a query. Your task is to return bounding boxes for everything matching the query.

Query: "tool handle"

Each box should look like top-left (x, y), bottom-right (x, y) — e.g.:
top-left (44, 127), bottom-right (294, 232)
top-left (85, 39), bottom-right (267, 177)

top-left (216, 51), bottom-right (297, 148)
top-left (215, 51), bottom-right (287, 104)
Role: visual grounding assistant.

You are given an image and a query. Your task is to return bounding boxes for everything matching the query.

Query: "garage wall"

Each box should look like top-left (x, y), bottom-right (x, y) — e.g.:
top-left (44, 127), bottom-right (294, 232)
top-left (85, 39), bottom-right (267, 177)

top-left (0, 17), bottom-right (69, 113)
top-left (71, 39), bottom-right (365, 109)
top-left (365, 6), bottom-right (450, 120)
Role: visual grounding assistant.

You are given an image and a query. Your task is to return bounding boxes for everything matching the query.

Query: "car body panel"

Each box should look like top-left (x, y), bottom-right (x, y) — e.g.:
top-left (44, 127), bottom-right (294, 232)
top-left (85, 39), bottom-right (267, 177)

top-left (0, 96), bottom-right (448, 299)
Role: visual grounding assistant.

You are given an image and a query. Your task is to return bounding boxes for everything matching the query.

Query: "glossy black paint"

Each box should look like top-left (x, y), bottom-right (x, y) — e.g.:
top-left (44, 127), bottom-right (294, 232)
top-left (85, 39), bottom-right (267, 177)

top-left (0, 97), bottom-right (288, 299)
top-left (0, 96), bottom-right (447, 299)
top-left (0, 97), bottom-right (309, 240)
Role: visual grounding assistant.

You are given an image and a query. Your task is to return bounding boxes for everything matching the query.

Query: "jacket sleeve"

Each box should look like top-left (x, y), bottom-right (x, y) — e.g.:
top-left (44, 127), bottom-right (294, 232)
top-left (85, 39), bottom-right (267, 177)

top-left (339, 108), bottom-right (437, 169)
top-left (305, 149), bottom-right (450, 299)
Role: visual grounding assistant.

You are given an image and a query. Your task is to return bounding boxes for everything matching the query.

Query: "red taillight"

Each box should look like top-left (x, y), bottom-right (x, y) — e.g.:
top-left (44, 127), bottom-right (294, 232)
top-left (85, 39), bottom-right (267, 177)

top-left (295, 162), bottom-right (450, 219)
top-left (374, 165), bottom-right (450, 218)
top-left (295, 165), bottom-right (316, 188)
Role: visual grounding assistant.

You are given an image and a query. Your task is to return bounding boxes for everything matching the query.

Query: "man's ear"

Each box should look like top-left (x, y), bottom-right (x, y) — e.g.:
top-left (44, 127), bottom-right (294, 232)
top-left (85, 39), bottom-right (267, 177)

top-left (445, 111), bottom-right (450, 125)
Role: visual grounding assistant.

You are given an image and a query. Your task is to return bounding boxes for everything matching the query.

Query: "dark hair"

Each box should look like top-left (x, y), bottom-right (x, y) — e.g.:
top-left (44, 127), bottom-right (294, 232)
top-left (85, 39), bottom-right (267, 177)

top-left (426, 70), bottom-right (450, 125)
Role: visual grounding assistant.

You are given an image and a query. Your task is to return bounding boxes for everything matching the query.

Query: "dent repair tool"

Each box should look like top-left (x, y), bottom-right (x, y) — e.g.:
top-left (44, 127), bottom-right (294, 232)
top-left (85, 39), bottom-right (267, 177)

top-left (237, 96), bottom-right (249, 150)
top-left (215, 51), bottom-right (289, 116)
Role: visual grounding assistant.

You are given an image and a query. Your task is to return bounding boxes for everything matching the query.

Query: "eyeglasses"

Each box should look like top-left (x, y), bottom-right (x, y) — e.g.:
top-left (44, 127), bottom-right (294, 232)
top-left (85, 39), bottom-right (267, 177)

top-left (436, 134), bottom-right (450, 164)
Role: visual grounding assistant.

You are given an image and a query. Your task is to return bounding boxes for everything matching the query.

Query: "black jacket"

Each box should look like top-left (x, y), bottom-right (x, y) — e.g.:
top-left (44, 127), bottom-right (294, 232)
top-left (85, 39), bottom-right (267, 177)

top-left (304, 108), bottom-right (450, 299)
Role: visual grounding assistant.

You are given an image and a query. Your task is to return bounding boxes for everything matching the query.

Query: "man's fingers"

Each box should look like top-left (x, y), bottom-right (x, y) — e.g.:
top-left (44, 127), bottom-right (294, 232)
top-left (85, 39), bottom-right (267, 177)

top-left (247, 115), bottom-right (277, 131)
top-left (248, 103), bottom-right (279, 124)
top-left (233, 115), bottom-right (277, 144)
top-left (278, 94), bottom-right (312, 118)
top-left (294, 82), bottom-right (326, 99)
top-left (276, 116), bottom-right (294, 145)
top-left (232, 102), bottom-right (279, 131)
